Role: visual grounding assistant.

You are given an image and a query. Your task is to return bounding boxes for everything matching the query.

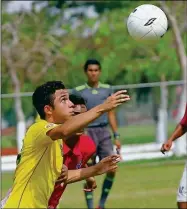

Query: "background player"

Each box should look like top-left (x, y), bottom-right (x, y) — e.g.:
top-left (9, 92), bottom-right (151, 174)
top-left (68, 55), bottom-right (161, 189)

top-left (48, 94), bottom-right (97, 208)
top-left (161, 103), bottom-right (187, 209)
top-left (73, 59), bottom-right (122, 209)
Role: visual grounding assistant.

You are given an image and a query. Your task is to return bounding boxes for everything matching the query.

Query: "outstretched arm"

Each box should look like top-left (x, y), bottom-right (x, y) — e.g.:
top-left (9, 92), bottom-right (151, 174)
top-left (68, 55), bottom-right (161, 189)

top-left (161, 104), bottom-right (187, 154)
top-left (168, 124), bottom-right (187, 142)
top-left (65, 155), bottom-right (120, 184)
top-left (47, 90), bottom-right (130, 141)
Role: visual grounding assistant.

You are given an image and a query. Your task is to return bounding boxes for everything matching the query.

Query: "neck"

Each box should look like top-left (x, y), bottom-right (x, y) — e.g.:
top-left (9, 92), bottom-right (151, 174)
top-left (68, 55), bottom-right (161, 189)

top-left (87, 81), bottom-right (99, 88)
top-left (65, 135), bottom-right (80, 149)
top-left (45, 116), bottom-right (62, 124)
top-left (45, 117), bottom-right (54, 123)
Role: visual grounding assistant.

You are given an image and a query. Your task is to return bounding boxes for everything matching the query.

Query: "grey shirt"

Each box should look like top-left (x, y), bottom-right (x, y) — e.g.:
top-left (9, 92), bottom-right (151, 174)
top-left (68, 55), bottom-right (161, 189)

top-left (72, 82), bottom-right (112, 127)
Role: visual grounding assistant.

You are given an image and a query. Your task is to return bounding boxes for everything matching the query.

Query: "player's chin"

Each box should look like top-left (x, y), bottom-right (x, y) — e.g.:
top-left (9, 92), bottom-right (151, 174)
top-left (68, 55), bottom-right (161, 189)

top-left (67, 113), bottom-right (75, 119)
top-left (91, 77), bottom-right (98, 82)
top-left (76, 131), bottom-right (84, 135)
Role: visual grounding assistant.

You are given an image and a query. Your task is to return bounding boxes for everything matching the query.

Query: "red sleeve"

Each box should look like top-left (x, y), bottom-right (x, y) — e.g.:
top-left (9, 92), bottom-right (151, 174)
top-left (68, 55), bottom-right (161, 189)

top-left (79, 135), bottom-right (96, 165)
top-left (48, 183), bottom-right (67, 208)
top-left (180, 104), bottom-right (187, 128)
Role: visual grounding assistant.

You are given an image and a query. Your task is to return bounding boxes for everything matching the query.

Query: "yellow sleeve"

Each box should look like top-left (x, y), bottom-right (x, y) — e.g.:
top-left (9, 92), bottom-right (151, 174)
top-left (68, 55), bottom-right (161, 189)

top-left (30, 121), bottom-right (60, 146)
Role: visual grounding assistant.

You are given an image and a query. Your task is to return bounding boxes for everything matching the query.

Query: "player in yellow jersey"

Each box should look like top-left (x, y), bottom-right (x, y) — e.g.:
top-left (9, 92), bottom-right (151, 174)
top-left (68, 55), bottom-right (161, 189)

top-left (3, 81), bottom-right (130, 208)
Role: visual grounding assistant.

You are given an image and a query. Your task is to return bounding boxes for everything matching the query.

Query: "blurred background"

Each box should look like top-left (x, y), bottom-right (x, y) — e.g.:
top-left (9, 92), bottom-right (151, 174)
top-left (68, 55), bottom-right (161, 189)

top-left (1, 0), bottom-right (187, 208)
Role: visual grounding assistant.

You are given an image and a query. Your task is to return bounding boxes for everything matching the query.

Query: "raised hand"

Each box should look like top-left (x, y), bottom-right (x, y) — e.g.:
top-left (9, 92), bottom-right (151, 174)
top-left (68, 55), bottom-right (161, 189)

top-left (94, 154), bottom-right (121, 175)
top-left (100, 90), bottom-right (130, 113)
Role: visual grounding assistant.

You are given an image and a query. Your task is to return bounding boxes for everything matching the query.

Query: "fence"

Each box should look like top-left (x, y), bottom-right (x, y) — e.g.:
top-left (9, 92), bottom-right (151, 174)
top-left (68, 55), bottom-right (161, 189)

top-left (1, 81), bottom-right (187, 171)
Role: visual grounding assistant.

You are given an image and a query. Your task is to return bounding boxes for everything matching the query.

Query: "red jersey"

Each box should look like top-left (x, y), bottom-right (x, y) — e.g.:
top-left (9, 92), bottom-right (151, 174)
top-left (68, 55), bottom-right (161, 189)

top-left (48, 135), bottom-right (96, 209)
top-left (180, 104), bottom-right (187, 128)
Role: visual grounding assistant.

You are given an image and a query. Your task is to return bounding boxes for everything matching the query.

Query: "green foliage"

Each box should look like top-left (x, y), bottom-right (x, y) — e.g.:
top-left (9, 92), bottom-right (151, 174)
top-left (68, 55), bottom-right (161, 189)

top-left (2, 1), bottom-right (186, 118)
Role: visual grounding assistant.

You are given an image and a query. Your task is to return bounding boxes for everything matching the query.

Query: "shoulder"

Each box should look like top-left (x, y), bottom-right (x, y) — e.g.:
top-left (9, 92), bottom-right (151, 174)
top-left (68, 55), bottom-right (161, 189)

top-left (27, 120), bottom-right (58, 145)
top-left (28, 120), bottom-right (57, 135)
top-left (99, 83), bottom-right (111, 89)
top-left (74, 84), bottom-right (87, 92)
top-left (99, 83), bottom-right (112, 95)
top-left (79, 135), bottom-right (96, 162)
top-left (79, 135), bottom-right (96, 151)
top-left (32, 120), bottom-right (48, 128)
top-left (26, 120), bottom-right (44, 136)
top-left (99, 83), bottom-right (112, 93)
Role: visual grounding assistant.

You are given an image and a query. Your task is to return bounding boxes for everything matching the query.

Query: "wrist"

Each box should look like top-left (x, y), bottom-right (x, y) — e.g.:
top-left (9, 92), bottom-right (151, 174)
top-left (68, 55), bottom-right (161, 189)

top-left (168, 138), bottom-right (174, 143)
top-left (113, 132), bottom-right (120, 140)
top-left (96, 104), bottom-right (107, 114)
top-left (92, 164), bottom-right (99, 175)
top-left (168, 135), bottom-right (176, 141)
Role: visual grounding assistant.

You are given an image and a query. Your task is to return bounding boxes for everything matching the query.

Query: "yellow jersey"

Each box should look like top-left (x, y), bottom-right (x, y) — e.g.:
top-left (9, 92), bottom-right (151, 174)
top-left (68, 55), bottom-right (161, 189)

top-left (35, 114), bottom-right (41, 122)
top-left (4, 120), bottom-right (63, 208)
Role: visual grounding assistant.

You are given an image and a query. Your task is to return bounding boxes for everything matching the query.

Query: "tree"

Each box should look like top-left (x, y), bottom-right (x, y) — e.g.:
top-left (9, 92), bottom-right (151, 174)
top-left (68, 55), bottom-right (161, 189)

top-left (2, 0), bottom-right (185, 120)
top-left (2, 14), bottom-right (26, 151)
top-left (159, 1), bottom-right (187, 95)
top-left (2, 11), bottom-right (68, 151)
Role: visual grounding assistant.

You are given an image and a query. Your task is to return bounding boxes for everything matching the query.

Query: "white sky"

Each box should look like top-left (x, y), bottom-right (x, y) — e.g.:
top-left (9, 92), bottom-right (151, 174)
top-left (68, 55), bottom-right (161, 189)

top-left (5, 1), bottom-right (98, 18)
top-left (6, 1), bottom-right (33, 13)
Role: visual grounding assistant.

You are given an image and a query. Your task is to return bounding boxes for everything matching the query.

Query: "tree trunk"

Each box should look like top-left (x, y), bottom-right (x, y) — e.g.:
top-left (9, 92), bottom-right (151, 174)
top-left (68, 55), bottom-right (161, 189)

top-left (8, 64), bottom-right (26, 152)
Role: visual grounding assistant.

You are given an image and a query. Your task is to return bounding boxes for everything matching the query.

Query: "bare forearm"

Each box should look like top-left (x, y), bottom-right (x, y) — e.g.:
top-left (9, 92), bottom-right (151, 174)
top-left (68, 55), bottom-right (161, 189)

top-left (108, 110), bottom-right (118, 133)
top-left (48, 104), bottom-right (104, 140)
top-left (66, 166), bottom-right (97, 184)
top-left (168, 124), bottom-right (187, 142)
top-left (84, 164), bottom-right (95, 182)
top-left (66, 154), bottom-right (120, 184)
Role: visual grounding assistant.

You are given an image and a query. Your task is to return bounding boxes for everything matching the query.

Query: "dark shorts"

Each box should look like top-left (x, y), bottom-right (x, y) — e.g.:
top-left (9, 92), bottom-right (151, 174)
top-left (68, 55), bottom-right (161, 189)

top-left (86, 126), bottom-right (113, 164)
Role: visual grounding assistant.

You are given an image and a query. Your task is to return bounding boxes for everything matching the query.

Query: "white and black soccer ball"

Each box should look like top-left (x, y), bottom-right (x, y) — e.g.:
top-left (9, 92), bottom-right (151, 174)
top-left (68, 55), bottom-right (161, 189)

top-left (127, 4), bottom-right (168, 40)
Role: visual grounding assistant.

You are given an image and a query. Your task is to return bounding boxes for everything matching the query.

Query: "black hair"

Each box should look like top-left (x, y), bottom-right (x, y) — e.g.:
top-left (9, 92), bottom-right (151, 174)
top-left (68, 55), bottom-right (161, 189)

top-left (69, 94), bottom-right (86, 105)
top-left (84, 59), bottom-right (101, 72)
top-left (32, 81), bottom-right (65, 119)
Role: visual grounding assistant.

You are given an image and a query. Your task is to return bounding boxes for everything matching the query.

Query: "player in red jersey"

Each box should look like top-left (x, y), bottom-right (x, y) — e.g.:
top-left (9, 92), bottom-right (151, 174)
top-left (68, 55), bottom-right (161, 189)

top-left (161, 103), bottom-right (187, 209)
top-left (48, 94), bottom-right (97, 209)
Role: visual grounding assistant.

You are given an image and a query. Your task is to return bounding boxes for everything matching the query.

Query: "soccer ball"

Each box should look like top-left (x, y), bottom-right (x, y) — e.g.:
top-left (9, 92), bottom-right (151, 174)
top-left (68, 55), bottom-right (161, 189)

top-left (127, 4), bottom-right (168, 40)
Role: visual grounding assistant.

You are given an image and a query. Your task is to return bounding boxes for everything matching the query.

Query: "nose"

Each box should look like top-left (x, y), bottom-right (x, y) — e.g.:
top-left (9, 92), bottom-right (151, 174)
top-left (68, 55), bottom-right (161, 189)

top-left (92, 71), bottom-right (97, 75)
top-left (68, 99), bottom-right (74, 108)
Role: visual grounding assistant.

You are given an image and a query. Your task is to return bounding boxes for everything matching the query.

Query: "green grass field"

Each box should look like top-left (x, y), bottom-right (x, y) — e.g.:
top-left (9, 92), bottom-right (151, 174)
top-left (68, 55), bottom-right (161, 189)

top-left (2, 158), bottom-right (185, 208)
top-left (117, 122), bottom-right (176, 144)
top-left (2, 123), bottom-right (176, 148)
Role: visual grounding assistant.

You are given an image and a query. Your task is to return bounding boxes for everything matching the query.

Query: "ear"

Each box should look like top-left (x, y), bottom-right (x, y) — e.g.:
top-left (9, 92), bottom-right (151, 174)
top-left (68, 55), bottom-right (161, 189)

top-left (44, 105), bottom-right (53, 117)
